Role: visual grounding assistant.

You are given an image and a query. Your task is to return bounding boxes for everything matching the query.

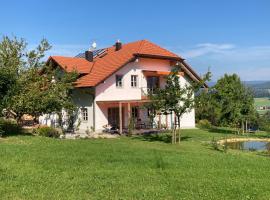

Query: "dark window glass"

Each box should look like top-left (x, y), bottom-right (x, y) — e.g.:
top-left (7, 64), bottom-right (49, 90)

top-left (116, 75), bottom-right (123, 87)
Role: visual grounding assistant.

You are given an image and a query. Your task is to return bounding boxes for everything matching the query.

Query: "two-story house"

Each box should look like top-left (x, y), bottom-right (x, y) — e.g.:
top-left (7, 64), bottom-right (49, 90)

top-left (40, 40), bottom-right (206, 133)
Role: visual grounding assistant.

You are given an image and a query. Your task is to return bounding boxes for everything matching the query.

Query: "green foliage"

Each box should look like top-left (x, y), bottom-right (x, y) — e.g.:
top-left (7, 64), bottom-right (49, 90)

top-left (195, 90), bottom-right (221, 125)
top-left (196, 74), bottom-right (256, 131)
top-left (0, 36), bottom-right (26, 112)
top-left (0, 118), bottom-right (22, 137)
top-left (0, 36), bottom-right (78, 125)
top-left (257, 111), bottom-right (270, 131)
top-left (211, 137), bottom-right (219, 150)
top-left (197, 119), bottom-right (212, 129)
top-left (128, 117), bottom-right (135, 137)
top-left (34, 126), bottom-right (60, 138)
top-left (146, 64), bottom-right (211, 143)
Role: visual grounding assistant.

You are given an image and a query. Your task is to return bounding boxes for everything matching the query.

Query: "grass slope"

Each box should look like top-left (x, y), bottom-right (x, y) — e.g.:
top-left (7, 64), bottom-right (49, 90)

top-left (255, 97), bottom-right (270, 114)
top-left (1, 129), bottom-right (270, 200)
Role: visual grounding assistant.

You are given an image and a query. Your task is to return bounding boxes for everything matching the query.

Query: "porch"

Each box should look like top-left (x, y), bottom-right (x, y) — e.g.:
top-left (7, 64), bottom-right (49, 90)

top-left (96, 100), bottom-right (173, 134)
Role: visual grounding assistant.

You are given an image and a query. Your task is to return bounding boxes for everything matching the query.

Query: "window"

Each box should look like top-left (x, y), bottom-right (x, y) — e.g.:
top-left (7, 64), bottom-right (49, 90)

top-left (132, 106), bottom-right (139, 118)
top-left (116, 75), bottom-right (123, 87)
top-left (81, 108), bottom-right (88, 121)
top-left (147, 76), bottom-right (159, 89)
top-left (131, 75), bottom-right (138, 87)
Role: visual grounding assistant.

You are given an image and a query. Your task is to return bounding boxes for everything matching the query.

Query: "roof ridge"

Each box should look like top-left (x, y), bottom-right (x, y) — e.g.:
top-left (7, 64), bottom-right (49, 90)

top-left (136, 40), bottom-right (146, 54)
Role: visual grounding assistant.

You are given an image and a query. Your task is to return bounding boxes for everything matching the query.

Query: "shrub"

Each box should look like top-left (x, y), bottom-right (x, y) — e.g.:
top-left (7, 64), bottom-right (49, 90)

top-left (0, 118), bottom-right (22, 137)
top-left (211, 137), bottom-right (219, 150)
top-left (127, 117), bottom-right (135, 137)
top-left (34, 126), bottom-right (60, 138)
top-left (197, 119), bottom-right (212, 129)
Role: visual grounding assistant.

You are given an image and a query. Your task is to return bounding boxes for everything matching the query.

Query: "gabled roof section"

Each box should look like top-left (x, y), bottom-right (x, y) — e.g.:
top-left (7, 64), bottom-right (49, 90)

top-left (135, 40), bottom-right (181, 60)
top-left (47, 39), bottom-right (204, 87)
top-left (49, 56), bottom-right (93, 74)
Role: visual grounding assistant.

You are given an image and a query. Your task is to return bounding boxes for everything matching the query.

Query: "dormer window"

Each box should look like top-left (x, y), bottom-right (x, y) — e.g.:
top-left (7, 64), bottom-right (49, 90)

top-left (116, 75), bottom-right (123, 88)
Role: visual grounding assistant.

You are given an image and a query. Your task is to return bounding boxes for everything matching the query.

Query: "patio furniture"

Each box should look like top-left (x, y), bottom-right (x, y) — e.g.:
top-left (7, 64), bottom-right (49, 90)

top-left (136, 118), bottom-right (146, 129)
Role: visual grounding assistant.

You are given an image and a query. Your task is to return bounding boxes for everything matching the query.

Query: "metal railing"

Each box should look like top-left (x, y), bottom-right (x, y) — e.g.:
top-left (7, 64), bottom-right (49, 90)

top-left (141, 87), bottom-right (158, 96)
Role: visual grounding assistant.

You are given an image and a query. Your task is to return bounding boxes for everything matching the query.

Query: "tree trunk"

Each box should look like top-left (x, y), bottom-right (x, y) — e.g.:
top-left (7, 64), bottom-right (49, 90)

top-left (178, 116), bottom-right (181, 144)
top-left (172, 128), bottom-right (175, 144)
top-left (241, 120), bottom-right (245, 134)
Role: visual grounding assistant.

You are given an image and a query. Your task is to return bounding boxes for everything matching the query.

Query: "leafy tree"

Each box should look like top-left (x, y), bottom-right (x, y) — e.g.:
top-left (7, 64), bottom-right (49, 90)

top-left (0, 36), bottom-right (77, 128)
top-left (0, 36), bottom-right (26, 112)
top-left (196, 74), bottom-right (256, 133)
top-left (195, 89), bottom-right (221, 126)
top-left (146, 65), bottom-right (210, 144)
top-left (240, 86), bottom-right (256, 132)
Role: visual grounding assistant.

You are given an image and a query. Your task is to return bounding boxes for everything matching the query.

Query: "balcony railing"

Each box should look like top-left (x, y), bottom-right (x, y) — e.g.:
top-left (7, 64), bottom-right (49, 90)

top-left (141, 87), bottom-right (158, 99)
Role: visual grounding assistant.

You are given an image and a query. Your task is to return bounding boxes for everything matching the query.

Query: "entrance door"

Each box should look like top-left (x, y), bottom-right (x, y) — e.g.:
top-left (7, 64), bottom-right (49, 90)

top-left (108, 107), bottom-right (124, 128)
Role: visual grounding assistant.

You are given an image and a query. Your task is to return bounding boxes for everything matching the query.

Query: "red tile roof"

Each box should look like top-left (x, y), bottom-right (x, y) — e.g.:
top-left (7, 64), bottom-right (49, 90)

top-left (49, 56), bottom-right (93, 74)
top-left (48, 40), bottom-right (202, 87)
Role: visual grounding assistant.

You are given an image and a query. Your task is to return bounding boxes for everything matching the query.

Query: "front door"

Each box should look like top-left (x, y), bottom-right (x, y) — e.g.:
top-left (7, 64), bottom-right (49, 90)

top-left (108, 107), bottom-right (124, 128)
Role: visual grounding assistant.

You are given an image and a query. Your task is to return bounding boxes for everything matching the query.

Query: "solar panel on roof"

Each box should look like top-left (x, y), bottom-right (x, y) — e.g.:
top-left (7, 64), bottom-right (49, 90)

top-left (75, 48), bottom-right (106, 59)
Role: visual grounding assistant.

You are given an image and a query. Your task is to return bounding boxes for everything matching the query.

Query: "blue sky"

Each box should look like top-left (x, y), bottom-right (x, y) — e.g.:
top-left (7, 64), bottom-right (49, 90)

top-left (0, 0), bottom-right (270, 81)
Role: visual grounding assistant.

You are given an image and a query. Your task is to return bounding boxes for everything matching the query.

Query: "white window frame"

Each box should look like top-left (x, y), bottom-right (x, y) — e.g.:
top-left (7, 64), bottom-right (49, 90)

top-left (81, 108), bottom-right (88, 121)
top-left (131, 75), bottom-right (138, 88)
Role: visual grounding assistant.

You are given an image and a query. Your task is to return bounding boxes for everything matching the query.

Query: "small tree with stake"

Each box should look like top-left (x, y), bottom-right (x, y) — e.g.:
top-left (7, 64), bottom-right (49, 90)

top-left (147, 64), bottom-right (210, 144)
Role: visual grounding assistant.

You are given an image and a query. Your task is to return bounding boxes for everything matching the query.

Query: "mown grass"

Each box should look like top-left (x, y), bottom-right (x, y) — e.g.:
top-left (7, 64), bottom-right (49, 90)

top-left (1, 129), bottom-right (270, 200)
top-left (255, 97), bottom-right (270, 115)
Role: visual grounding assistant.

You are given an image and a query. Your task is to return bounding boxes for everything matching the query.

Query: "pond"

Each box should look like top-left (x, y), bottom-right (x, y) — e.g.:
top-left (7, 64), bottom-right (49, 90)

top-left (226, 141), bottom-right (270, 152)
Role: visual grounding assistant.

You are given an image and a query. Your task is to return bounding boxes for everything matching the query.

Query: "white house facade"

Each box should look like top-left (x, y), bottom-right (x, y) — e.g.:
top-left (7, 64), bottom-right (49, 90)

top-left (39, 40), bottom-right (206, 133)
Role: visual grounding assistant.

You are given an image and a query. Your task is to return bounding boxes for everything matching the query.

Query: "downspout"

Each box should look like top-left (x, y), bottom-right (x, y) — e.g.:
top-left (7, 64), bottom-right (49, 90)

top-left (92, 88), bottom-right (96, 132)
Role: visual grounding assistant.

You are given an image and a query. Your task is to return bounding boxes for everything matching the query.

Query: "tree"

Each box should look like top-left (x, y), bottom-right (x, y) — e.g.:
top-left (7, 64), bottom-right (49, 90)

top-left (196, 74), bottom-right (256, 133)
top-left (146, 65), bottom-right (210, 144)
top-left (8, 66), bottom-right (77, 123)
top-left (214, 74), bottom-right (257, 133)
top-left (195, 89), bottom-right (221, 126)
top-left (0, 36), bottom-right (77, 128)
top-left (0, 36), bottom-right (26, 112)
top-left (240, 86), bottom-right (256, 133)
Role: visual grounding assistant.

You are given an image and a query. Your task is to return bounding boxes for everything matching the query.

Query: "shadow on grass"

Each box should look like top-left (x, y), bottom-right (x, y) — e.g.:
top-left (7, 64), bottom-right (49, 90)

top-left (133, 132), bottom-right (192, 143)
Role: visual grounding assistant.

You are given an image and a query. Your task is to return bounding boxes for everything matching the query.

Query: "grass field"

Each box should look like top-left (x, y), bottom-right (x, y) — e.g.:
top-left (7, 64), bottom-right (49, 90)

top-left (254, 97), bottom-right (270, 115)
top-left (1, 129), bottom-right (270, 200)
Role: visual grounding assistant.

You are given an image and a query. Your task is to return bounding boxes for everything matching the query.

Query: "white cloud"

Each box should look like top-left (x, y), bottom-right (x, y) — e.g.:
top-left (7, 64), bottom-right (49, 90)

top-left (175, 43), bottom-right (270, 81)
top-left (181, 43), bottom-right (235, 58)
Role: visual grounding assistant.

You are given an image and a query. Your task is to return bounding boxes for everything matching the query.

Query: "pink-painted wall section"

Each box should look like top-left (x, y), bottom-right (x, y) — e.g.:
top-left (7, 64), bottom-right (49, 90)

top-left (94, 58), bottom-right (195, 132)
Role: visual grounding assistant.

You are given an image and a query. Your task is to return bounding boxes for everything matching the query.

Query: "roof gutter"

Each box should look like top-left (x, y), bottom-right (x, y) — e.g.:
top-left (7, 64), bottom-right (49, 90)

top-left (181, 60), bottom-right (208, 88)
top-left (134, 53), bottom-right (183, 61)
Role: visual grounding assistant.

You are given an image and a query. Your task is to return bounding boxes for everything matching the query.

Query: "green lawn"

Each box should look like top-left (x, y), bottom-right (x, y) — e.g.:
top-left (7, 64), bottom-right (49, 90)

top-left (1, 129), bottom-right (270, 200)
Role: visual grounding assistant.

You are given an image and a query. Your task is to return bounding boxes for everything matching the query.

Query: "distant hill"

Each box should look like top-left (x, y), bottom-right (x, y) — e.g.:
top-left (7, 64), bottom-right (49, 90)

top-left (208, 81), bottom-right (270, 88)
top-left (243, 81), bottom-right (267, 86)
top-left (208, 81), bottom-right (270, 97)
top-left (249, 81), bottom-right (270, 89)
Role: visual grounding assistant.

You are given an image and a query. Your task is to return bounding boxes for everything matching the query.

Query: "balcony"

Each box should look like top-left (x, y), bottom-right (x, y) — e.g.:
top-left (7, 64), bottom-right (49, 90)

top-left (141, 87), bottom-right (158, 100)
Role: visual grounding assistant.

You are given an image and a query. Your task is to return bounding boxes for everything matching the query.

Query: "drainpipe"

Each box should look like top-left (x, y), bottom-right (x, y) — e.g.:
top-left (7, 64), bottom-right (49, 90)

top-left (92, 88), bottom-right (96, 132)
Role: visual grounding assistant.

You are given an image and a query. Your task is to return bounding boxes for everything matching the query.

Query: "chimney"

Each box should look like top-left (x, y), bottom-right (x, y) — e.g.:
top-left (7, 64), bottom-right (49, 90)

top-left (115, 39), bottom-right (122, 51)
top-left (85, 51), bottom-right (93, 62)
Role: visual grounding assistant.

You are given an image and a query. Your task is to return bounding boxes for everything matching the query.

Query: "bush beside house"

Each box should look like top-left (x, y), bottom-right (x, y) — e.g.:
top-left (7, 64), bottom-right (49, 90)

top-left (33, 126), bottom-right (60, 138)
top-left (0, 118), bottom-right (22, 137)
